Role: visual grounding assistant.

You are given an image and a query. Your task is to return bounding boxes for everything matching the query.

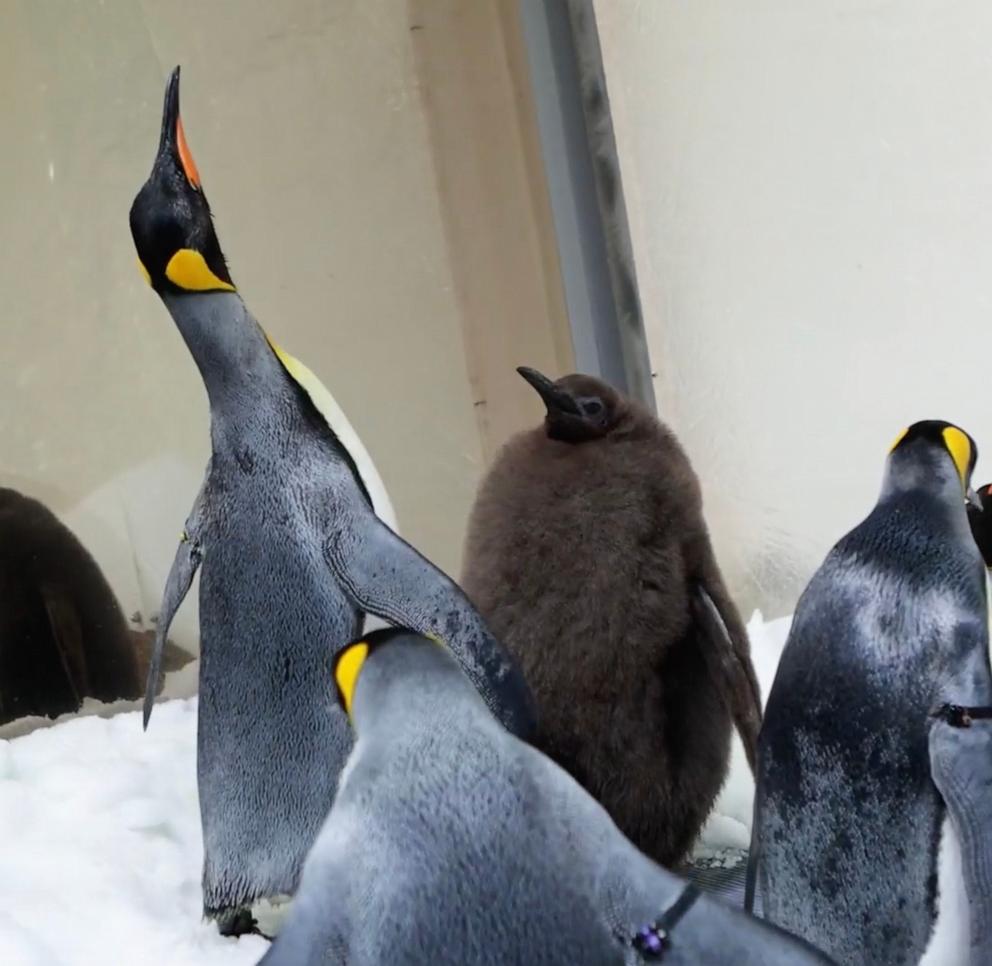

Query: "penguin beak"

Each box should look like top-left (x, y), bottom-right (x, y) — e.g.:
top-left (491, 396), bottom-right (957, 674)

top-left (156, 65), bottom-right (201, 190)
top-left (517, 366), bottom-right (580, 416)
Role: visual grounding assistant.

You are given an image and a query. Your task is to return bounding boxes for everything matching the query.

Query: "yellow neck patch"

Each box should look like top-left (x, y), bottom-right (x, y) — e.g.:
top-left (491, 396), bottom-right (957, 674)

top-left (335, 642), bottom-right (369, 717)
top-left (165, 248), bottom-right (235, 292)
top-left (889, 427), bottom-right (909, 452)
top-left (137, 258), bottom-right (152, 287)
top-left (942, 426), bottom-right (972, 487)
top-left (265, 334), bottom-right (296, 375)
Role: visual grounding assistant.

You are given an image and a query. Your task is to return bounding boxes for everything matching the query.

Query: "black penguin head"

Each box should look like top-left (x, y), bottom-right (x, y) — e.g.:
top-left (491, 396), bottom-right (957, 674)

top-left (887, 420), bottom-right (981, 508)
top-left (129, 67), bottom-right (235, 296)
top-left (332, 628), bottom-right (452, 725)
top-left (517, 367), bottom-right (625, 443)
top-left (968, 483), bottom-right (992, 567)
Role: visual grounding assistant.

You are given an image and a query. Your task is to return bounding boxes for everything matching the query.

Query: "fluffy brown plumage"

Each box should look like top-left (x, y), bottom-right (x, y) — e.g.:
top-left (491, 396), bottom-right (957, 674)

top-left (0, 487), bottom-right (142, 725)
top-left (461, 369), bottom-right (761, 866)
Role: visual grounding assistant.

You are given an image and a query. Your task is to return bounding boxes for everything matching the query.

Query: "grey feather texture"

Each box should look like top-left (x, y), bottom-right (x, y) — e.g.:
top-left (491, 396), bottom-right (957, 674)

top-left (143, 289), bottom-right (534, 923)
top-left (753, 425), bottom-right (992, 965)
top-left (260, 632), bottom-right (831, 966)
top-left (159, 292), bottom-right (368, 919)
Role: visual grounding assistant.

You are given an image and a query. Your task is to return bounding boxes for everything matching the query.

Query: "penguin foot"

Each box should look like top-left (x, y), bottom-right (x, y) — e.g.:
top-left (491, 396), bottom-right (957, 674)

top-left (212, 906), bottom-right (260, 938)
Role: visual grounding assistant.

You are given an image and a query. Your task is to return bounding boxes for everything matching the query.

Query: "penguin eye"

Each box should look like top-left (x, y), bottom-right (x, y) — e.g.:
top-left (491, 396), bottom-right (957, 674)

top-left (583, 399), bottom-right (604, 417)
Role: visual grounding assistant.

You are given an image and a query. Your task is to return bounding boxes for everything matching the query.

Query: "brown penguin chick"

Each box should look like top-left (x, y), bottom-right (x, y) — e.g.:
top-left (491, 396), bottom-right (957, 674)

top-left (0, 488), bottom-right (142, 725)
top-left (461, 368), bottom-right (762, 866)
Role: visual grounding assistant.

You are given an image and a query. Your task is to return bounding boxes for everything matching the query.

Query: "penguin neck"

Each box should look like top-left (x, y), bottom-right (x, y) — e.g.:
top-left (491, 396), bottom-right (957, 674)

top-left (353, 655), bottom-right (486, 737)
top-left (879, 451), bottom-right (969, 530)
top-left (161, 291), bottom-right (291, 447)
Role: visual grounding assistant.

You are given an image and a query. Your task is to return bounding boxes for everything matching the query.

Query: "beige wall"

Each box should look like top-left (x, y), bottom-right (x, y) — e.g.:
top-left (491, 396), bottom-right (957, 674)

top-left (1, 0), bottom-right (571, 655)
top-left (595, 1), bottom-right (992, 616)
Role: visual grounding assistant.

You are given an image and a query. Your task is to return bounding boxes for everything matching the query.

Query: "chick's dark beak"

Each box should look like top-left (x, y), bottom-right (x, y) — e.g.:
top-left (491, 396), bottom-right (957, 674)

top-left (516, 366), bottom-right (580, 416)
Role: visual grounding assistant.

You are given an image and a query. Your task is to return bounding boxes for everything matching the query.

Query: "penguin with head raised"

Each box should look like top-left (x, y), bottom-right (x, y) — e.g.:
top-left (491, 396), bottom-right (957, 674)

top-left (259, 628), bottom-right (832, 966)
top-left (460, 367), bottom-right (762, 867)
top-left (0, 488), bottom-right (141, 725)
top-left (749, 421), bottom-right (991, 965)
top-left (129, 67), bottom-right (535, 935)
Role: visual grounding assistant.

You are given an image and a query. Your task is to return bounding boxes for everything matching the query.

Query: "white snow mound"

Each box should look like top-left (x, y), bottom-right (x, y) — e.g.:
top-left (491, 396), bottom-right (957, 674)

top-left (0, 611), bottom-right (791, 964)
top-left (0, 699), bottom-right (267, 966)
top-left (696, 611), bottom-right (792, 854)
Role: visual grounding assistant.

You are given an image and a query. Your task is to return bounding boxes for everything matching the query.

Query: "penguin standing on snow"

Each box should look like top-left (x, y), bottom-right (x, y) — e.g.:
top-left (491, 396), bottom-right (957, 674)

top-left (129, 67), bottom-right (534, 935)
top-left (259, 629), bottom-right (831, 966)
top-left (461, 367), bottom-right (762, 867)
top-left (0, 488), bottom-right (141, 725)
top-left (750, 421), bottom-right (991, 965)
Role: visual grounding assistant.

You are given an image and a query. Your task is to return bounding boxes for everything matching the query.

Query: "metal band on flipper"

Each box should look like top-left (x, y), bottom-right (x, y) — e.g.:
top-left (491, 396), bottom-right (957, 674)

top-left (618, 884), bottom-right (702, 959)
top-left (931, 703), bottom-right (992, 728)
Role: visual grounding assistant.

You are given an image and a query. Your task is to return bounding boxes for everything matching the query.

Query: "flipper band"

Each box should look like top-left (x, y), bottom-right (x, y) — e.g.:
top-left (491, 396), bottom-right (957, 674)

top-left (932, 703), bottom-right (992, 729)
top-left (620, 884), bottom-right (702, 959)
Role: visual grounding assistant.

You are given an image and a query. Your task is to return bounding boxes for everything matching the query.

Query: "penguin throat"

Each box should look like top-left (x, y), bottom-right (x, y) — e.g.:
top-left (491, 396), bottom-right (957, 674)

top-left (161, 291), bottom-right (288, 430)
top-left (881, 454), bottom-right (965, 507)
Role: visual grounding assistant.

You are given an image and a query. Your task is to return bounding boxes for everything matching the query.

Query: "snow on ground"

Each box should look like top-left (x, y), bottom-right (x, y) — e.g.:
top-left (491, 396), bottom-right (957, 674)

top-left (697, 611), bottom-right (792, 854)
top-left (0, 612), bottom-right (792, 966)
top-left (0, 699), bottom-right (268, 966)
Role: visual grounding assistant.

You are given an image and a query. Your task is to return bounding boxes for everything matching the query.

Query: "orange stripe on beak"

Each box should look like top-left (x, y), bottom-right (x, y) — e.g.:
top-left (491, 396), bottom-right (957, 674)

top-left (176, 114), bottom-right (201, 189)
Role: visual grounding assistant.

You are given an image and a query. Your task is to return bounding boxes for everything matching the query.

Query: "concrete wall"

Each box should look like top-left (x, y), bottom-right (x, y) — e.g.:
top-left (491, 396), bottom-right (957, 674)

top-left (1, 0), bottom-right (571, 656)
top-left (594, 0), bottom-right (992, 615)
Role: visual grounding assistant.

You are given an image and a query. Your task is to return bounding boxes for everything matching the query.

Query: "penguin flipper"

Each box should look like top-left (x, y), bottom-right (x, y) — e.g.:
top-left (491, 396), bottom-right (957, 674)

top-left (39, 583), bottom-right (88, 707)
top-left (323, 514), bottom-right (537, 738)
top-left (929, 712), bottom-right (992, 962)
top-left (691, 581), bottom-right (762, 774)
top-left (600, 851), bottom-right (833, 964)
top-left (144, 487), bottom-right (208, 729)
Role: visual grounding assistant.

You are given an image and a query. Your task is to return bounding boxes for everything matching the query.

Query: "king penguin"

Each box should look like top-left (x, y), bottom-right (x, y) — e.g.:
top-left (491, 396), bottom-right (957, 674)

top-left (128, 67), bottom-right (535, 934)
top-left (259, 628), bottom-right (832, 966)
top-left (0, 487), bottom-right (141, 725)
top-left (749, 421), bottom-right (991, 965)
top-left (461, 367), bottom-right (763, 866)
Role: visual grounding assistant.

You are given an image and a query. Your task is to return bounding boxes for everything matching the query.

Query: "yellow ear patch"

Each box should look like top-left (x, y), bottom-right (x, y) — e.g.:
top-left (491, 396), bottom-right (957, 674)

top-left (334, 642), bottom-right (369, 716)
top-left (137, 258), bottom-right (152, 287)
top-left (889, 427), bottom-right (909, 453)
top-left (942, 427), bottom-right (972, 486)
top-left (165, 249), bottom-right (235, 292)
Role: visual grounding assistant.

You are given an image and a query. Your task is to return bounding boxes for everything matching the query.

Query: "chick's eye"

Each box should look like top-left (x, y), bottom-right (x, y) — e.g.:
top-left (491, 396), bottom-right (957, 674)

top-left (583, 399), bottom-right (604, 416)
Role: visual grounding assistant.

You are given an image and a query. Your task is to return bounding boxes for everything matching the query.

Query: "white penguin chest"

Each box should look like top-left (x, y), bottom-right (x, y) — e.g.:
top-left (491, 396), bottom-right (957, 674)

top-left (918, 816), bottom-right (970, 966)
